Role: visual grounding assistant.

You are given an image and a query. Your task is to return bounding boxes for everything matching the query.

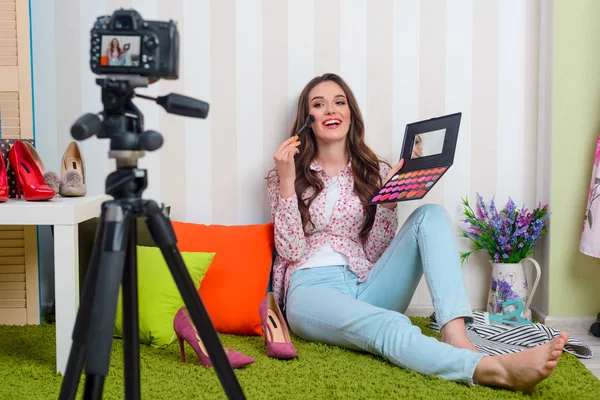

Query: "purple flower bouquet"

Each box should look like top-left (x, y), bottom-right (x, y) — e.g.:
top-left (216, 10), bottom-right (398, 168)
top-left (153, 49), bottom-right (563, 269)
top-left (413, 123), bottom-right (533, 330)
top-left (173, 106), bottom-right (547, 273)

top-left (460, 194), bottom-right (550, 264)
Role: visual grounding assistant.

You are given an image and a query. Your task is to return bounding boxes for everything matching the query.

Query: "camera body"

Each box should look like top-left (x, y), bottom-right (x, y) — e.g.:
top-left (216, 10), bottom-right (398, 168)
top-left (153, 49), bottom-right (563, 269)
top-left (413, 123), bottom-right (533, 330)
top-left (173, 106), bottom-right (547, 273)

top-left (90, 9), bottom-right (179, 79)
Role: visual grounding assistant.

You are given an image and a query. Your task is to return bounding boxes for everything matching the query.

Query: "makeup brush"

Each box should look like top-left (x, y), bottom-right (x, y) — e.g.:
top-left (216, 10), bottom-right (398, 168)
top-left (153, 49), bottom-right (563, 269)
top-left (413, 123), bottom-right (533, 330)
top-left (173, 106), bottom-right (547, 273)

top-left (291, 114), bottom-right (315, 143)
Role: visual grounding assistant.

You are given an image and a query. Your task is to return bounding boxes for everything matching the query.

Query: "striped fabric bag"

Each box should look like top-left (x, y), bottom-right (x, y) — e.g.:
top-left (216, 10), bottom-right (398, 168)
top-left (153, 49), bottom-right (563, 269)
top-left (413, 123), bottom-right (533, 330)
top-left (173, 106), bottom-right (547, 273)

top-left (429, 311), bottom-right (593, 359)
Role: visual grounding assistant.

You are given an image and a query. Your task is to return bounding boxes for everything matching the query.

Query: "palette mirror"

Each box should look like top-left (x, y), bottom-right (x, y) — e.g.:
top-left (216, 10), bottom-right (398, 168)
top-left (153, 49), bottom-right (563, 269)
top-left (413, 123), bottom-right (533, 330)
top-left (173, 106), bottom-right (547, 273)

top-left (411, 129), bottom-right (446, 159)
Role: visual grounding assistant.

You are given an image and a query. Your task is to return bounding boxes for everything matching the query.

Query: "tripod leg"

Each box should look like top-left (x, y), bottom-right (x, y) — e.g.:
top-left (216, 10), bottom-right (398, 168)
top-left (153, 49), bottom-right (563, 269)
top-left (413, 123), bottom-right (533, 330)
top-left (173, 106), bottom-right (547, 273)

top-left (122, 217), bottom-right (140, 399)
top-left (83, 203), bottom-right (132, 400)
top-left (59, 204), bottom-right (109, 400)
top-left (144, 202), bottom-right (246, 400)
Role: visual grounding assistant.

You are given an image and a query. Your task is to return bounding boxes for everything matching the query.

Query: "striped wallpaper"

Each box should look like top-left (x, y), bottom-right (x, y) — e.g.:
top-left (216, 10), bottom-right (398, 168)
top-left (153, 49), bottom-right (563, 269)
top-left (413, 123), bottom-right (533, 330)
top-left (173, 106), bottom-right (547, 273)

top-left (31, 0), bottom-right (544, 311)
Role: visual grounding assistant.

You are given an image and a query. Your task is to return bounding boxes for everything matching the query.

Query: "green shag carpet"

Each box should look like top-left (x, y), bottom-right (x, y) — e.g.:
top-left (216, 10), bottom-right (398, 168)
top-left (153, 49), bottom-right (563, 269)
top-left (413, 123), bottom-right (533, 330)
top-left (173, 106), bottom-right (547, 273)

top-left (1, 317), bottom-right (598, 399)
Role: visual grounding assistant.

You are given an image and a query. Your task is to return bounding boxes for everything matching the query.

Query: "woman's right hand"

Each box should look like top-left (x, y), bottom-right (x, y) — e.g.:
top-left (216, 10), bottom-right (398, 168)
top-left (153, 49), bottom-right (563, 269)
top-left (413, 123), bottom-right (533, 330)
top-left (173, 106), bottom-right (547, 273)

top-left (273, 137), bottom-right (301, 195)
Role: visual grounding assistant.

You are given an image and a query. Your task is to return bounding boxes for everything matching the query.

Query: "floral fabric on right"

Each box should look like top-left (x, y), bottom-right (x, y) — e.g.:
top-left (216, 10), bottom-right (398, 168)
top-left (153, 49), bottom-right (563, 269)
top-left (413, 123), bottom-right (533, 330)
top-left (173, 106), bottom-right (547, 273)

top-left (580, 134), bottom-right (600, 259)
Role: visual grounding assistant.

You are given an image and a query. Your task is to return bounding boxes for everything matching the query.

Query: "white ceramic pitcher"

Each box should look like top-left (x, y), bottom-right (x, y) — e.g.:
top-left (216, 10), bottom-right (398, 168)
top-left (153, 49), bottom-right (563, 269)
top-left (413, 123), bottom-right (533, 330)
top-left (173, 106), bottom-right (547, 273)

top-left (487, 257), bottom-right (541, 322)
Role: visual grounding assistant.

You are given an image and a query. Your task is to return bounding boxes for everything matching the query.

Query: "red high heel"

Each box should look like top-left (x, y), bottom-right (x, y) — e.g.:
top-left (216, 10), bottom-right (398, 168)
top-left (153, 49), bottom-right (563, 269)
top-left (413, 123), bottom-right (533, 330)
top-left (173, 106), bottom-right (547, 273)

top-left (0, 151), bottom-right (8, 202)
top-left (8, 141), bottom-right (55, 201)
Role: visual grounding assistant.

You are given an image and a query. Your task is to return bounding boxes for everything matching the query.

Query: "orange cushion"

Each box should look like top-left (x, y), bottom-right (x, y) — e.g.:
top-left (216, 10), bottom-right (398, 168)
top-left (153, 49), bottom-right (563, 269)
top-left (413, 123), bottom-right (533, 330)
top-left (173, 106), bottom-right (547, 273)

top-left (171, 221), bottom-right (274, 336)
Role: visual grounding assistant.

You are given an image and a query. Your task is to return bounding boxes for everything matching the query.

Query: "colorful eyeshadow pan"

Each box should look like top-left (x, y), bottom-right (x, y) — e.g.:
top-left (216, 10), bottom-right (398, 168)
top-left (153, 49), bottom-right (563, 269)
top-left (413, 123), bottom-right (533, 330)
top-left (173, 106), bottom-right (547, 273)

top-left (369, 164), bottom-right (451, 205)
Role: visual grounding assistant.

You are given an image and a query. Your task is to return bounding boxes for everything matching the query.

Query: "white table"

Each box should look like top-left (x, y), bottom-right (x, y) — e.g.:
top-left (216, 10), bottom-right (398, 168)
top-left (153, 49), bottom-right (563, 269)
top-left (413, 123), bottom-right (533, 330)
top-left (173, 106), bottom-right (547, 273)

top-left (0, 194), bottom-right (111, 374)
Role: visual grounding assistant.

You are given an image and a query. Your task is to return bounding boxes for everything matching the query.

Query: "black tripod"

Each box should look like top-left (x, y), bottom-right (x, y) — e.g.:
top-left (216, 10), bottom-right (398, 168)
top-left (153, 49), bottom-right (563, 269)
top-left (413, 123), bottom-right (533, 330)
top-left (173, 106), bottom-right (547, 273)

top-left (58, 76), bottom-right (246, 400)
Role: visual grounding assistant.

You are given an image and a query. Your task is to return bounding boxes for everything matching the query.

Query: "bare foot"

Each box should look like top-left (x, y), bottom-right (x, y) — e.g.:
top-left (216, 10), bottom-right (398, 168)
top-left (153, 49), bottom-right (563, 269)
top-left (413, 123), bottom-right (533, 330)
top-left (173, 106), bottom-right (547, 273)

top-left (440, 317), bottom-right (480, 353)
top-left (473, 332), bottom-right (568, 392)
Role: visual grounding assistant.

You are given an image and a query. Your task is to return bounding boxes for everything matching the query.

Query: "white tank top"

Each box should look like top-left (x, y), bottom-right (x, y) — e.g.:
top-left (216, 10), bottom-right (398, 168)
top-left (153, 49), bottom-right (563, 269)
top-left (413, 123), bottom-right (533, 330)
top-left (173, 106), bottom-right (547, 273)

top-left (297, 175), bottom-right (350, 269)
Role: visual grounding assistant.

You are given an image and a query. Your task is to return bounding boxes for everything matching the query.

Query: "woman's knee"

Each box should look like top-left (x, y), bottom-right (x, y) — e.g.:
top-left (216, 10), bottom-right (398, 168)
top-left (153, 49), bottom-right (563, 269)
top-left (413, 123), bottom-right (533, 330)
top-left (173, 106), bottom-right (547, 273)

top-left (365, 312), bottom-right (420, 356)
top-left (413, 203), bottom-right (450, 222)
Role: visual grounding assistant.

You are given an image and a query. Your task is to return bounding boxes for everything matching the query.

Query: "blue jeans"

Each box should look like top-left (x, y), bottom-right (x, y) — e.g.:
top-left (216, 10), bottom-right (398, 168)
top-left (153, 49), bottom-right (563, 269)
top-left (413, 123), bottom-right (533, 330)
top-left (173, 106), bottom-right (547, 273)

top-left (286, 204), bottom-right (486, 385)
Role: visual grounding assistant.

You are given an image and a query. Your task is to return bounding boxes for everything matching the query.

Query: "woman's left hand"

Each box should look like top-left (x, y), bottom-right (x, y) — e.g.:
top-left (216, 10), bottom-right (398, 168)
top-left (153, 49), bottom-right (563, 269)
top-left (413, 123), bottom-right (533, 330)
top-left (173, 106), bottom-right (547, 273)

top-left (383, 159), bottom-right (404, 183)
top-left (380, 159), bottom-right (404, 209)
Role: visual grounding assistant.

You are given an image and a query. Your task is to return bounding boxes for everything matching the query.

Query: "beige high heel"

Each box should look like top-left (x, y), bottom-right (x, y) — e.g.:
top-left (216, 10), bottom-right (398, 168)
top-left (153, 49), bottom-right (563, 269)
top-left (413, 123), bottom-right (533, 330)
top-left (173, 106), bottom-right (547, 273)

top-left (22, 141), bottom-right (60, 193)
top-left (59, 141), bottom-right (86, 197)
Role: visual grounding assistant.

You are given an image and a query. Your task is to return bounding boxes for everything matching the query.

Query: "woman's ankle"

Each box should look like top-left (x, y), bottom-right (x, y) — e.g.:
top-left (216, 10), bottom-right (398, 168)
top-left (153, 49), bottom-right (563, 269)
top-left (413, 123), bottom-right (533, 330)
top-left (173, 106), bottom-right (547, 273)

top-left (472, 356), bottom-right (509, 387)
top-left (440, 317), bottom-right (470, 344)
top-left (440, 317), bottom-right (466, 337)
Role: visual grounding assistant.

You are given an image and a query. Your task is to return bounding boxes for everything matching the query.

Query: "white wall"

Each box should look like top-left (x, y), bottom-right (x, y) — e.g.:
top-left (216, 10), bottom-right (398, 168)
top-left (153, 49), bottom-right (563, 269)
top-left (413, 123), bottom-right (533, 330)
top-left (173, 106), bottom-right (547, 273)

top-left (32, 0), bottom-right (543, 312)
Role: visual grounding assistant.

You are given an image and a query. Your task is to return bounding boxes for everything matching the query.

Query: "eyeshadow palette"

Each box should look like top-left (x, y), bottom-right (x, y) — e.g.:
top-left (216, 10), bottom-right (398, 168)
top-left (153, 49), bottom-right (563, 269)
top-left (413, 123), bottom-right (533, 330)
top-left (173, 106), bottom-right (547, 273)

top-left (369, 112), bottom-right (461, 205)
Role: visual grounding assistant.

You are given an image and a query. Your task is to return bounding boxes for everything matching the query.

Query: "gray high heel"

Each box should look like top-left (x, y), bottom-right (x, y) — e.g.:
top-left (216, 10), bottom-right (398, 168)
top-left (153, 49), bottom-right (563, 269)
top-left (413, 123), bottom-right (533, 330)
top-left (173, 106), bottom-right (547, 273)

top-left (59, 141), bottom-right (86, 197)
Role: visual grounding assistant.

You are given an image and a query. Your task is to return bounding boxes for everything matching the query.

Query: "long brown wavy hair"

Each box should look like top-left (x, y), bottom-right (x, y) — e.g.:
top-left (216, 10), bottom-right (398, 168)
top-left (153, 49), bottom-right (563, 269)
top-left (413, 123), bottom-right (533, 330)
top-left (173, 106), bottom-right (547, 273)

top-left (268, 73), bottom-right (387, 243)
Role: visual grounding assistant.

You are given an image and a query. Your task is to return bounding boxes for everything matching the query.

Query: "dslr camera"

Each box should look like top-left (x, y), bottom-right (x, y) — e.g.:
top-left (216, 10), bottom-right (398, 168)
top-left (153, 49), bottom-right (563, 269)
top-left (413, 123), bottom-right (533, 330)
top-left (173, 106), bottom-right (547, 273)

top-left (89, 9), bottom-right (179, 79)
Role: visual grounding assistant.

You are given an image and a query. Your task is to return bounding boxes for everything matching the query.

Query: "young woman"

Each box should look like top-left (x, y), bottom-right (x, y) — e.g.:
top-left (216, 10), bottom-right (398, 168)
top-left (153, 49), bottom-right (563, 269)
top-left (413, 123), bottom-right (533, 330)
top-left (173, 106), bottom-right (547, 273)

top-left (411, 133), bottom-right (423, 158)
top-left (106, 38), bottom-right (122, 66)
top-left (106, 38), bottom-right (131, 66)
top-left (266, 73), bottom-right (567, 391)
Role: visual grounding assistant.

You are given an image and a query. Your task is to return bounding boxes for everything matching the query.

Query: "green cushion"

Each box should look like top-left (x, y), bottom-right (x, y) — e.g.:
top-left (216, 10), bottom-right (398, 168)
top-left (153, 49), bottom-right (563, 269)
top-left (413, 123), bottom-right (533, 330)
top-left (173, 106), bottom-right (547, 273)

top-left (78, 209), bottom-right (171, 293)
top-left (114, 245), bottom-right (215, 348)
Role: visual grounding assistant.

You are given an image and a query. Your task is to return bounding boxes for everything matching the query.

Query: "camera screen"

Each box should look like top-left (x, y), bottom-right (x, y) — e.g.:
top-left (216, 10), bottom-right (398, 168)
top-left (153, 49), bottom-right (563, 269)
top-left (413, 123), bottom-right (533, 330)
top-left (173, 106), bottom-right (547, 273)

top-left (100, 35), bottom-right (141, 67)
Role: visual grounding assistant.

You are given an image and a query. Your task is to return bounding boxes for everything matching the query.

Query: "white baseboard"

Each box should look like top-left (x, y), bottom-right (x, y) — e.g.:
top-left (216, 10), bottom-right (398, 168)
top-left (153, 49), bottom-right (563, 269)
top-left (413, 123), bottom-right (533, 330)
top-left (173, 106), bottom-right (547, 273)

top-left (531, 306), bottom-right (548, 324)
top-left (405, 306), bottom-right (434, 317)
top-left (405, 305), bottom-right (486, 317)
top-left (542, 316), bottom-right (597, 332)
top-left (532, 306), bottom-right (597, 332)
top-left (408, 305), bottom-right (597, 333)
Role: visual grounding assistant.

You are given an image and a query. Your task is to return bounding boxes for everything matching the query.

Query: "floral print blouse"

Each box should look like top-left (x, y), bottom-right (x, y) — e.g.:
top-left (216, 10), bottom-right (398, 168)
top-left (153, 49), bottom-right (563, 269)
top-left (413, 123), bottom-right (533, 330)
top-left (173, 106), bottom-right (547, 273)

top-left (267, 160), bottom-right (399, 306)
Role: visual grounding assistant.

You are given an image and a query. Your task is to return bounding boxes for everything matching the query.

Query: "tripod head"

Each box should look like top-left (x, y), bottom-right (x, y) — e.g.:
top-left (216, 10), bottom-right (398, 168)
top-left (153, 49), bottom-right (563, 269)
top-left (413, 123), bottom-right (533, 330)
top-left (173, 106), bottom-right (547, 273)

top-left (71, 75), bottom-right (208, 162)
top-left (70, 75), bottom-right (209, 198)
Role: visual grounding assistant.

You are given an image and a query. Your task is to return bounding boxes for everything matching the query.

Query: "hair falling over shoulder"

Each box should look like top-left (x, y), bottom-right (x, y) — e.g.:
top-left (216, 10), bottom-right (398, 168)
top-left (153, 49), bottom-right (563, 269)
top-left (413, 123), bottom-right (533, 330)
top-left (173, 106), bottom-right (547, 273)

top-left (267, 73), bottom-right (388, 242)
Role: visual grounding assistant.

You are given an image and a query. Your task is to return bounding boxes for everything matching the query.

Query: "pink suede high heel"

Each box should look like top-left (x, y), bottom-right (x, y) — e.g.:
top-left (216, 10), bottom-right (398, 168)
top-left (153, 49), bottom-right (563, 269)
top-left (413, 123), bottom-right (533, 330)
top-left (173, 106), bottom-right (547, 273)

top-left (173, 307), bottom-right (255, 368)
top-left (259, 292), bottom-right (297, 359)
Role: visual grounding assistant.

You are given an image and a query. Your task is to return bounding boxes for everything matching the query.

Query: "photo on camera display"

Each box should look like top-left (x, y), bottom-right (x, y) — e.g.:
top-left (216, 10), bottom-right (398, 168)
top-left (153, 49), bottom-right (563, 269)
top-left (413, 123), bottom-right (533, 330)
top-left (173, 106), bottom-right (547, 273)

top-left (100, 35), bottom-right (141, 67)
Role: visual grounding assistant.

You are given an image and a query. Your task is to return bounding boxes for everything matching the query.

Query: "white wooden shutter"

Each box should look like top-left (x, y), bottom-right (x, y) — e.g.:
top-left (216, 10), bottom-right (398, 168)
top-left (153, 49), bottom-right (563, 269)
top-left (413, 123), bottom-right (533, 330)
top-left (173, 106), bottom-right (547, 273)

top-left (0, 0), bottom-right (39, 325)
top-left (0, 225), bottom-right (39, 324)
